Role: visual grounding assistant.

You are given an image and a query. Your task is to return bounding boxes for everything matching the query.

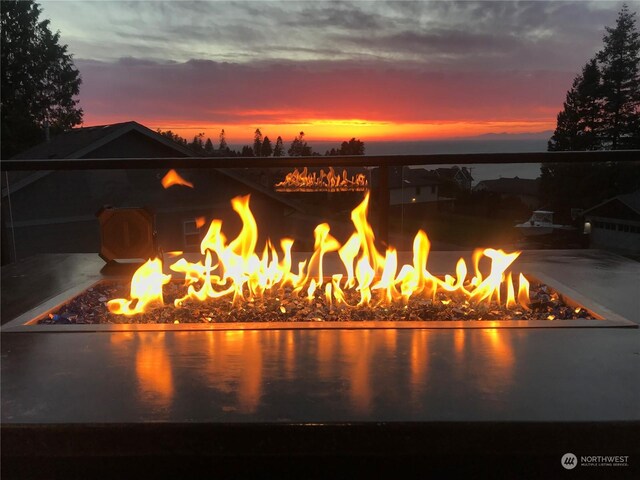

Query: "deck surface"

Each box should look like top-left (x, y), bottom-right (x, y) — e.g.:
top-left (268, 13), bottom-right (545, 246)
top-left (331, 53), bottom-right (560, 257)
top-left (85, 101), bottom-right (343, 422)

top-left (2, 249), bottom-right (639, 424)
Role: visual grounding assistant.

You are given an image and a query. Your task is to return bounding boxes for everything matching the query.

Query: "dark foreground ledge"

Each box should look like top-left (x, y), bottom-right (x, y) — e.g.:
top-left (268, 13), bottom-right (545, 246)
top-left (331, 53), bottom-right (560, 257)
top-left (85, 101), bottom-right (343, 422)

top-left (3, 422), bottom-right (639, 479)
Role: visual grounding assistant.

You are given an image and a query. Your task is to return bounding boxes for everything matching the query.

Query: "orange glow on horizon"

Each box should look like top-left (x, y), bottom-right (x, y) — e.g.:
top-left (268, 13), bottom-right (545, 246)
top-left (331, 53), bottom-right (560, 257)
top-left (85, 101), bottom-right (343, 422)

top-left (152, 119), bottom-right (554, 144)
top-left (82, 114), bottom-right (554, 145)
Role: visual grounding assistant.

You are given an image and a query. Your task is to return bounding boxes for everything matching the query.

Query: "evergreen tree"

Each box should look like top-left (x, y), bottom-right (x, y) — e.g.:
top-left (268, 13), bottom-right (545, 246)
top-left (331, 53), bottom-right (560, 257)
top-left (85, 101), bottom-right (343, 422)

top-left (1, 0), bottom-right (83, 158)
top-left (543, 4), bottom-right (640, 215)
top-left (241, 145), bottom-right (254, 157)
top-left (253, 128), bottom-right (262, 157)
top-left (204, 137), bottom-right (214, 154)
top-left (261, 135), bottom-right (273, 157)
top-left (156, 129), bottom-right (188, 147)
top-left (273, 136), bottom-right (284, 156)
top-left (339, 138), bottom-right (365, 155)
top-left (548, 5), bottom-right (640, 151)
top-left (598, 4), bottom-right (640, 149)
top-left (548, 59), bottom-right (602, 151)
top-left (219, 128), bottom-right (229, 151)
top-left (287, 131), bottom-right (313, 156)
top-left (189, 133), bottom-right (205, 154)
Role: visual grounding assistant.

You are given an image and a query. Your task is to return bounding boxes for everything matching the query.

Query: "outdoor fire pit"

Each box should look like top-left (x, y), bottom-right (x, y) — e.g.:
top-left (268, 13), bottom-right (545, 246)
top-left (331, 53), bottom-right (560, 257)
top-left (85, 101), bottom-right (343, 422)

top-left (5, 189), bottom-right (633, 330)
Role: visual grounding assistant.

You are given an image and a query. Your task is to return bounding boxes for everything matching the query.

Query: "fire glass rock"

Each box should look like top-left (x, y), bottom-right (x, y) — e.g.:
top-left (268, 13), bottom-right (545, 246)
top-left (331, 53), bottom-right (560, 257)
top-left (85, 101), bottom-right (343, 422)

top-left (37, 280), bottom-right (595, 325)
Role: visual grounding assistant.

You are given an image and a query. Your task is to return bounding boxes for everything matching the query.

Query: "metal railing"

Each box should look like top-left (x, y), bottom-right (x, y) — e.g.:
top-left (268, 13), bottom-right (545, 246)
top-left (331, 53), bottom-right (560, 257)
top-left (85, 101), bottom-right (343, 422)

top-left (1, 150), bottom-right (638, 171)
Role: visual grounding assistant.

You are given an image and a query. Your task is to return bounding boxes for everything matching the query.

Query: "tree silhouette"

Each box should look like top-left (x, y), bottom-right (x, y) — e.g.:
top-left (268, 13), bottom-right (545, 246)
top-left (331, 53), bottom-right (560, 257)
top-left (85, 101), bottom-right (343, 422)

top-left (273, 136), bottom-right (284, 156)
top-left (287, 131), bottom-right (313, 156)
top-left (156, 129), bottom-right (188, 147)
top-left (219, 128), bottom-right (229, 152)
top-left (548, 4), bottom-right (639, 151)
top-left (341, 138), bottom-right (365, 155)
top-left (253, 128), bottom-right (262, 157)
top-left (1, 0), bottom-right (83, 158)
top-left (261, 135), bottom-right (273, 157)
top-left (598, 4), bottom-right (640, 149)
top-left (326, 137), bottom-right (366, 155)
top-left (204, 137), bottom-right (214, 154)
top-left (189, 133), bottom-right (205, 154)
top-left (548, 59), bottom-right (602, 151)
top-left (542, 4), bottom-right (640, 215)
top-left (241, 145), bottom-right (254, 157)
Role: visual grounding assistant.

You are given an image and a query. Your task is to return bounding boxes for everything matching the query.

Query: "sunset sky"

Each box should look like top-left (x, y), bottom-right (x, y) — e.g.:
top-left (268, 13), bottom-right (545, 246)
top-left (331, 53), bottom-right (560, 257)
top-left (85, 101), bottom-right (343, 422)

top-left (38, 0), bottom-right (628, 145)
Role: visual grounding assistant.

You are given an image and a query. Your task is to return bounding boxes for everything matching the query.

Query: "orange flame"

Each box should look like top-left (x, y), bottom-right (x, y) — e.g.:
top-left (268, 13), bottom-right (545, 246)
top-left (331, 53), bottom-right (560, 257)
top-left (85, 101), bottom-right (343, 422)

top-left (275, 167), bottom-right (368, 192)
top-left (517, 273), bottom-right (531, 311)
top-left (109, 193), bottom-right (531, 315)
top-left (195, 216), bottom-right (206, 228)
top-left (107, 259), bottom-right (171, 315)
top-left (161, 169), bottom-right (194, 189)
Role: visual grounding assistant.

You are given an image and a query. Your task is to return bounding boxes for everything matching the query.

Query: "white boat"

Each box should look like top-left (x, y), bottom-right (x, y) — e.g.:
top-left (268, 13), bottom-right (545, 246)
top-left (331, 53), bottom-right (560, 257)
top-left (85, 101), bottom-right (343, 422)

top-left (515, 210), bottom-right (575, 237)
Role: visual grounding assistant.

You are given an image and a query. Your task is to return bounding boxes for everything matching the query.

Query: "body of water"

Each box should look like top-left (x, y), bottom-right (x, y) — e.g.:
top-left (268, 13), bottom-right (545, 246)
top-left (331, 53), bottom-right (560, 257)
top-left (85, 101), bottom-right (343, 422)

top-left (229, 138), bottom-right (547, 184)
top-left (366, 138), bottom-right (545, 183)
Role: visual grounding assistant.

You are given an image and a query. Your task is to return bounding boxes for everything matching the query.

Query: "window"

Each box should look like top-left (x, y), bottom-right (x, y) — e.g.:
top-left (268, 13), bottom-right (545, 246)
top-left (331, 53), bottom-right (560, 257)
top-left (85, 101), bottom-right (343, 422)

top-left (183, 219), bottom-right (201, 247)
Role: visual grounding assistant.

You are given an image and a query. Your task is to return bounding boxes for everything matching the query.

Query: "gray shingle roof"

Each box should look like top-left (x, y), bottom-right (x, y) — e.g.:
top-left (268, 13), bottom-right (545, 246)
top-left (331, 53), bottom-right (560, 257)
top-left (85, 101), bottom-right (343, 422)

top-left (11, 121), bottom-right (195, 160)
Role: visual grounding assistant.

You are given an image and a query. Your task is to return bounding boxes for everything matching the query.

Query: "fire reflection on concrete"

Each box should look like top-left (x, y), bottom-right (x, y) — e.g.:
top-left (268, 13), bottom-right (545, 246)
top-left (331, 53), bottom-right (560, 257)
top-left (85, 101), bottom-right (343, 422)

top-left (135, 333), bottom-right (174, 413)
top-left (107, 326), bottom-right (517, 417)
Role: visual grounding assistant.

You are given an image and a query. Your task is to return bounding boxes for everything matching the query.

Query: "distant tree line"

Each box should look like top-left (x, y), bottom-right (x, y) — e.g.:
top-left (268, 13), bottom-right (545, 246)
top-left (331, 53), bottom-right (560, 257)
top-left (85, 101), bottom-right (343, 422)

top-left (157, 128), bottom-right (365, 157)
top-left (542, 4), bottom-right (640, 216)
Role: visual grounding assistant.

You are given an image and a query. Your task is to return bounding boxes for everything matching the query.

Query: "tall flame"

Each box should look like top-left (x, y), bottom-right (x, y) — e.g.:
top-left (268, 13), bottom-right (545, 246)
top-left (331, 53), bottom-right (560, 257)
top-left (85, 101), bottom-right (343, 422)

top-left (109, 193), bottom-right (531, 315)
top-left (107, 259), bottom-right (171, 315)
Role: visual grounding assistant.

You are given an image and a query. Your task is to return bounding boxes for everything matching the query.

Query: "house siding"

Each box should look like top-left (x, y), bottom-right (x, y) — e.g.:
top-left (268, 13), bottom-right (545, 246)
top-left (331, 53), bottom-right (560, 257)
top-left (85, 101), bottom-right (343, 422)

top-left (390, 185), bottom-right (438, 205)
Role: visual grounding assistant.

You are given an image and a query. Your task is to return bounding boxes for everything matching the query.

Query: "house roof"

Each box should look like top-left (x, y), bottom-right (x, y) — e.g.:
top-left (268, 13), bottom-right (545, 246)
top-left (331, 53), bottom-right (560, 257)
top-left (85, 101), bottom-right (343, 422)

top-left (5, 121), bottom-right (302, 211)
top-left (10, 121), bottom-right (194, 160)
top-left (434, 166), bottom-right (474, 182)
top-left (473, 177), bottom-right (540, 197)
top-left (583, 189), bottom-right (640, 217)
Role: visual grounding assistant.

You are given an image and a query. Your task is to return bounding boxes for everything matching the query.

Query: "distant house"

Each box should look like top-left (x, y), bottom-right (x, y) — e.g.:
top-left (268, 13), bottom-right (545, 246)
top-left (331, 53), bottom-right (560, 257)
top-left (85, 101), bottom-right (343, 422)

top-left (388, 167), bottom-right (441, 206)
top-left (2, 121), bottom-right (300, 263)
top-left (583, 190), bottom-right (640, 254)
top-left (367, 166), bottom-right (453, 216)
top-left (473, 177), bottom-right (541, 209)
top-left (433, 166), bottom-right (474, 191)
